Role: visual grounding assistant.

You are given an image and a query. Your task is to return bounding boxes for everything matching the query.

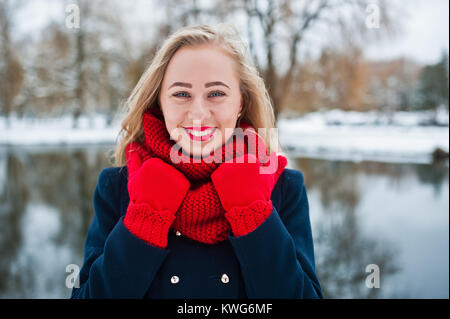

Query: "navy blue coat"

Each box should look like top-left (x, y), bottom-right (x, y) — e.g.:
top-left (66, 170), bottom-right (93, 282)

top-left (71, 166), bottom-right (324, 299)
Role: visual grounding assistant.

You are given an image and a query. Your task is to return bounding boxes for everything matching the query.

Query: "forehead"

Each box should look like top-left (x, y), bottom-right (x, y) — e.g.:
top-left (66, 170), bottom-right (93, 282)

top-left (162, 44), bottom-right (239, 87)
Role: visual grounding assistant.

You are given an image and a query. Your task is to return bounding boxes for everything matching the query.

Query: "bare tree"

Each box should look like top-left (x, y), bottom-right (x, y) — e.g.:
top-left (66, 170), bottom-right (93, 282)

top-left (0, 0), bottom-right (24, 123)
top-left (239, 0), bottom-right (398, 119)
top-left (26, 0), bottom-right (130, 125)
top-left (71, 0), bottom-right (130, 126)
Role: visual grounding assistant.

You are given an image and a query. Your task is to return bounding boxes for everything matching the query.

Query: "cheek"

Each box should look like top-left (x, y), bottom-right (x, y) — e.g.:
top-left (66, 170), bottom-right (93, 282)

top-left (214, 112), bottom-right (239, 144)
top-left (215, 108), bottom-right (239, 129)
top-left (161, 107), bottom-right (185, 141)
top-left (220, 117), bottom-right (237, 130)
top-left (162, 103), bottom-right (183, 126)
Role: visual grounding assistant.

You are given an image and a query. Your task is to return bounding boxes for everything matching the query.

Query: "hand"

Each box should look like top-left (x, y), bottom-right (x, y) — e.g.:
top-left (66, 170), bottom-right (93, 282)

top-left (124, 143), bottom-right (190, 248)
top-left (211, 153), bottom-right (276, 211)
top-left (211, 153), bottom-right (280, 237)
top-left (127, 149), bottom-right (190, 213)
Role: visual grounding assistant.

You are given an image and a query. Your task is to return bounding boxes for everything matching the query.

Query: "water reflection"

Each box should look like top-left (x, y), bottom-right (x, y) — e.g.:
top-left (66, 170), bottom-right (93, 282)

top-left (292, 159), bottom-right (399, 298)
top-left (0, 147), bottom-right (448, 298)
top-left (0, 153), bottom-right (29, 295)
top-left (292, 157), bottom-right (449, 298)
top-left (0, 146), bottom-right (112, 298)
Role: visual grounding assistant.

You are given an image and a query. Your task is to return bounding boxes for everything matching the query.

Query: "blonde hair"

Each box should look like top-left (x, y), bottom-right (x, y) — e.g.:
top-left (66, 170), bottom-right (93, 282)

top-left (113, 23), bottom-right (282, 166)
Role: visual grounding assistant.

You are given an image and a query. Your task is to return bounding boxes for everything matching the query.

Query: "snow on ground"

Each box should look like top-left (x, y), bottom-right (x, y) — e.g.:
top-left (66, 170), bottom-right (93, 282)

top-left (278, 109), bottom-right (449, 164)
top-left (0, 114), bottom-right (120, 146)
top-left (0, 110), bottom-right (448, 164)
top-left (279, 121), bottom-right (448, 164)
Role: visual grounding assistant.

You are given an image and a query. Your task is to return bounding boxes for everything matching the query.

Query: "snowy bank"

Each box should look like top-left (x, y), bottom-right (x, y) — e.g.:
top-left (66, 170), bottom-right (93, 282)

top-left (0, 110), bottom-right (448, 164)
top-left (0, 114), bottom-right (120, 146)
top-left (278, 110), bottom-right (449, 164)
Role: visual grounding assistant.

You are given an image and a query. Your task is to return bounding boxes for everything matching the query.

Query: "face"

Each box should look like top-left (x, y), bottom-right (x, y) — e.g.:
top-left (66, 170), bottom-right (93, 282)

top-left (159, 44), bottom-right (242, 158)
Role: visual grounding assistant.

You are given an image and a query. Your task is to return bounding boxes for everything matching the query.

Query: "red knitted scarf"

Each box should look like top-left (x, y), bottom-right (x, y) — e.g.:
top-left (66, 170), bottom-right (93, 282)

top-left (126, 107), bottom-right (287, 244)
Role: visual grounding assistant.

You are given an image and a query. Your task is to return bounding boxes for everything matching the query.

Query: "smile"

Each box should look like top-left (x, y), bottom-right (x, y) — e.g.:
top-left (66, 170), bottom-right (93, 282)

top-left (184, 127), bottom-right (217, 141)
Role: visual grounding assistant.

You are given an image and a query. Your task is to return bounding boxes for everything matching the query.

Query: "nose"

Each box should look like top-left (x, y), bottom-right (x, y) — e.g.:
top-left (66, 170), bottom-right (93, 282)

top-left (187, 98), bottom-right (210, 122)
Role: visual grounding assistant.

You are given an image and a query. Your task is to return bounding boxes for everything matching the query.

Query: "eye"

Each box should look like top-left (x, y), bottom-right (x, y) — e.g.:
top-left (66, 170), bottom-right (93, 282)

top-left (173, 92), bottom-right (190, 98)
top-left (209, 91), bottom-right (226, 98)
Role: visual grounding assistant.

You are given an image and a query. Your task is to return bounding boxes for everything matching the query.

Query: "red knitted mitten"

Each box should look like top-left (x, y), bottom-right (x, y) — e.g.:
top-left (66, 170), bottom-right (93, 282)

top-left (124, 143), bottom-right (190, 248)
top-left (211, 153), bottom-right (277, 237)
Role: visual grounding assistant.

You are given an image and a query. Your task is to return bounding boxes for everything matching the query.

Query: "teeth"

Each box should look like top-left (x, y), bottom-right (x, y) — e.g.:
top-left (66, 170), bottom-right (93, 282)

top-left (185, 128), bottom-right (215, 137)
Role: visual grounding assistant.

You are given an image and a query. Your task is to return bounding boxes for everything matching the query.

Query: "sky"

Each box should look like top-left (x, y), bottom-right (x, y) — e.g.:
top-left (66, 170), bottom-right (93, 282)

top-left (14, 0), bottom-right (450, 65)
top-left (364, 0), bottom-right (449, 64)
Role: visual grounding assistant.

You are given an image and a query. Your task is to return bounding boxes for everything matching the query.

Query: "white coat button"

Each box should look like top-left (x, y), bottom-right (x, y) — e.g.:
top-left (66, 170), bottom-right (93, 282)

top-left (221, 274), bottom-right (230, 284)
top-left (175, 231), bottom-right (181, 236)
top-left (170, 276), bottom-right (180, 284)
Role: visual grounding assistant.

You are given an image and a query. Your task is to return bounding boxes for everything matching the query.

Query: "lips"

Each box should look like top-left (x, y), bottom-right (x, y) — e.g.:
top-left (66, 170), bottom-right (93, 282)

top-left (184, 126), bottom-right (215, 131)
top-left (184, 127), bottom-right (217, 141)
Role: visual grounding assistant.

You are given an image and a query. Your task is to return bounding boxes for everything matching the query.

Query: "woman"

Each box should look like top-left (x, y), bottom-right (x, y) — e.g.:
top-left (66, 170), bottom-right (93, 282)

top-left (71, 24), bottom-right (323, 299)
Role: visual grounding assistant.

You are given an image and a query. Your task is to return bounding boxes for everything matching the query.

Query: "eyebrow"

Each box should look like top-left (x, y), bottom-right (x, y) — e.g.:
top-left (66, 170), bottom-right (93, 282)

top-left (168, 81), bottom-right (230, 89)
